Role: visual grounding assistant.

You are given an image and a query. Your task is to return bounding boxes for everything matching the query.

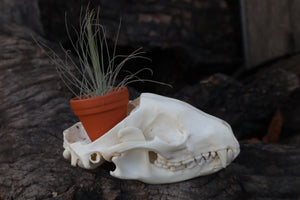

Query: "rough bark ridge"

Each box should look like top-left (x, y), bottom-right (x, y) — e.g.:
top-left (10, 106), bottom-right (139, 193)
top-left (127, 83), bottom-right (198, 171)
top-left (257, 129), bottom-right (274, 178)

top-left (0, 1), bottom-right (300, 199)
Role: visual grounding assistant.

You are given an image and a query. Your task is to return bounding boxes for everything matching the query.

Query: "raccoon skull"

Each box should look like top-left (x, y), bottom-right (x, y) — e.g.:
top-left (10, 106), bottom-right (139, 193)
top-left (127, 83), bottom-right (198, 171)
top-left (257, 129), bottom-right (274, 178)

top-left (63, 93), bottom-right (240, 184)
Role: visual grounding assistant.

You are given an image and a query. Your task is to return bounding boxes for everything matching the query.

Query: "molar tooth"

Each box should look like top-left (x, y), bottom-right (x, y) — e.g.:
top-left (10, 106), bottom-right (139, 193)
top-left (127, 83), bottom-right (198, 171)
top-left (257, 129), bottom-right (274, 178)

top-left (167, 161), bottom-right (181, 167)
top-left (161, 160), bottom-right (167, 165)
top-left (170, 166), bottom-right (176, 171)
top-left (157, 157), bottom-right (167, 165)
top-left (157, 155), bottom-right (167, 164)
top-left (154, 160), bottom-right (162, 168)
top-left (176, 165), bottom-right (185, 170)
top-left (217, 149), bottom-right (227, 168)
top-left (162, 164), bottom-right (168, 169)
top-left (173, 162), bottom-right (182, 167)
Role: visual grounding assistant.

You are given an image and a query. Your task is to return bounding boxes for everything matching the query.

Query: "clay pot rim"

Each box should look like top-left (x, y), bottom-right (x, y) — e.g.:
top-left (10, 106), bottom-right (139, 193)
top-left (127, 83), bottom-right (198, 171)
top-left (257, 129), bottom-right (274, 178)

top-left (70, 87), bottom-right (129, 111)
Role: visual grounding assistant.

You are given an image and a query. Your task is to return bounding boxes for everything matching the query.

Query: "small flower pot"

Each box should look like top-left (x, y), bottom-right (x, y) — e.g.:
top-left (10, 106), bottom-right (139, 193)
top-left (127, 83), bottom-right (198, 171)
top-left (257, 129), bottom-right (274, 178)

top-left (70, 87), bottom-right (129, 141)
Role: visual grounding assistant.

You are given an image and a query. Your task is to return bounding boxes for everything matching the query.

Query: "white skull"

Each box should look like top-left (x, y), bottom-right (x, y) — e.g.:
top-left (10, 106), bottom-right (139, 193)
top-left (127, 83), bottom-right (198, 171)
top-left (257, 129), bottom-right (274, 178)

top-left (63, 93), bottom-right (240, 184)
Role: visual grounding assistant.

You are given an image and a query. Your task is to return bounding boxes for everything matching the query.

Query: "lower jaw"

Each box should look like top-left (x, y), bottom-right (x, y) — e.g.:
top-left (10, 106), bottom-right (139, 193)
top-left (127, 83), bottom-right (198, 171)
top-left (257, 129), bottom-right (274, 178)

top-left (131, 162), bottom-right (224, 184)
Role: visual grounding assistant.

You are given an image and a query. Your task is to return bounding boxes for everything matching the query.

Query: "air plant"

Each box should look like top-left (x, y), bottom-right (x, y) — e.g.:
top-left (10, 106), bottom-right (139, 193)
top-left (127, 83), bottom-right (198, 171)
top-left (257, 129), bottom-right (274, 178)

top-left (38, 7), bottom-right (169, 99)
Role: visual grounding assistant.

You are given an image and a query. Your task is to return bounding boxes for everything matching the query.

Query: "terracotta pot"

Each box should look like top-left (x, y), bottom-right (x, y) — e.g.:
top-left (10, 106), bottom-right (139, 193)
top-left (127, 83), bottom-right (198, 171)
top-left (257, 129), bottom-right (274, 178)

top-left (70, 87), bottom-right (129, 141)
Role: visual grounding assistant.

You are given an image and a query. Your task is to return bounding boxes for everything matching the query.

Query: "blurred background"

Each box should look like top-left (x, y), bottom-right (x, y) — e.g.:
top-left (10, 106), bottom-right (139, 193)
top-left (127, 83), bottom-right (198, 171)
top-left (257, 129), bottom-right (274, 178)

top-left (38, 0), bottom-right (243, 93)
top-left (35, 0), bottom-right (300, 92)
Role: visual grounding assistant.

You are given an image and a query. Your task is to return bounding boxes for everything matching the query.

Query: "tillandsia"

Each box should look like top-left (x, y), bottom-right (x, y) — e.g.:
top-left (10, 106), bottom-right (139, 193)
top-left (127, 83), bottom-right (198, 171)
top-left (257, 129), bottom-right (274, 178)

top-left (37, 7), bottom-right (170, 99)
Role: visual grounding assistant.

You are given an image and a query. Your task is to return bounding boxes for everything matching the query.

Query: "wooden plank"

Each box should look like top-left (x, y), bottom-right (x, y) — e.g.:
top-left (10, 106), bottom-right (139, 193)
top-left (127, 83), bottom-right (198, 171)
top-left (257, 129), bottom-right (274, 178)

top-left (241, 0), bottom-right (293, 68)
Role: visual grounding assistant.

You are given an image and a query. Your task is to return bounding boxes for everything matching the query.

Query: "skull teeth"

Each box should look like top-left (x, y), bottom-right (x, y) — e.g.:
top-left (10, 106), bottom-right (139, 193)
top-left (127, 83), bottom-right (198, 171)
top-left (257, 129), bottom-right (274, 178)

top-left (198, 158), bottom-right (205, 166)
top-left (202, 153), bottom-right (210, 160)
top-left (153, 151), bottom-right (215, 171)
top-left (187, 161), bottom-right (198, 169)
top-left (211, 152), bottom-right (216, 158)
top-left (153, 148), bottom-right (237, 171)
top-left (182, 158), bottom-right (195, 165)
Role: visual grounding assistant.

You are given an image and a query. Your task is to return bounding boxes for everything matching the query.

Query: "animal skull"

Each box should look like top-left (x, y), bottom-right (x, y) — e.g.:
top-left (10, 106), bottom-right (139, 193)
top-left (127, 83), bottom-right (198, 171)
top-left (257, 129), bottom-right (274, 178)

top-left (63, 93), bottom-right (240, 184)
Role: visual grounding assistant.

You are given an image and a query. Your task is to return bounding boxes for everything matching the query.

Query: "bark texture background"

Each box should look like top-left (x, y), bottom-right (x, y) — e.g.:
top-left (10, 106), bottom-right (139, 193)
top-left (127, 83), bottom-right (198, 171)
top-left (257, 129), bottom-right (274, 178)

top-left (0, 0), bottom-right (300, 199)
top-left (37, 0), bottom-right (242, 92)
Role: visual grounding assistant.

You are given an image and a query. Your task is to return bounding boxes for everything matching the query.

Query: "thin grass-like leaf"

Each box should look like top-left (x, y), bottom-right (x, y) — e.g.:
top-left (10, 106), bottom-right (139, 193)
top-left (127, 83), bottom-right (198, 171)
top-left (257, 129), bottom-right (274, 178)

top-left (34, 7), bottom-right (171, 99)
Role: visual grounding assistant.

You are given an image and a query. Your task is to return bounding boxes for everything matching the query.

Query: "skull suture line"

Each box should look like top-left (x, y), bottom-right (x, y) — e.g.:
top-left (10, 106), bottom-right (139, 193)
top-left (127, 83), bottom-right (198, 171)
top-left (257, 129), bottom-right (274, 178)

top-left (63, 93), bottom-right (240, 184)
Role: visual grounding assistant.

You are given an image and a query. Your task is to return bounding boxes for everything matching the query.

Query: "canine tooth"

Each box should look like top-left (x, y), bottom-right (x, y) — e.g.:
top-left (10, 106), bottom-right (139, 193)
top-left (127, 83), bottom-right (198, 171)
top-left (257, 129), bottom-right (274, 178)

top-left (211, 152), bottom-right (216, 158)
top-left (233, 148), bottom-right (239, 156)
top-left (203, 153), bottom-right (210, 160)
top-left (217, 149), bottom-right (227, 168)
top-left (227, 148), bottom-right (233, 160)
top-left (187, 161), bottom-right (197, 169)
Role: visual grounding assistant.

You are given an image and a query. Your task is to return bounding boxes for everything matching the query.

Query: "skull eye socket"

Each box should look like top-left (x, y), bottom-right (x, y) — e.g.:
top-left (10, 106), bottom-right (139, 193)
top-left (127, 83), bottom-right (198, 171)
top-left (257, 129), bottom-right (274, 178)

top-left (148, 151), bottom-right (157, 164)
